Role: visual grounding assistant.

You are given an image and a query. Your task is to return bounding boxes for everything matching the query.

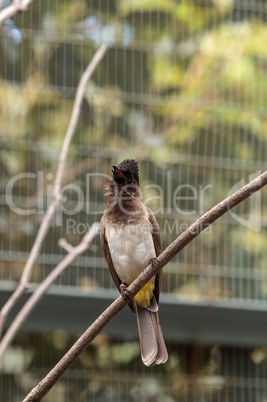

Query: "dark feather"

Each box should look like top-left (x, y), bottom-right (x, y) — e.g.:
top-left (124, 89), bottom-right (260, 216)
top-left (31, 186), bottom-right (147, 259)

top-left (147, 207), bottom-right (162, 304)
top-left (117, 159), bottom-right (139, 183)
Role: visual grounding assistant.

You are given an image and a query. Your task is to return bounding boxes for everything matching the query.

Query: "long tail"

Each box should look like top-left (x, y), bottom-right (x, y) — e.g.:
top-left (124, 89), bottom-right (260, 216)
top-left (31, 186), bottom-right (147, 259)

top-left (134, 299), bottom-right (168, 366)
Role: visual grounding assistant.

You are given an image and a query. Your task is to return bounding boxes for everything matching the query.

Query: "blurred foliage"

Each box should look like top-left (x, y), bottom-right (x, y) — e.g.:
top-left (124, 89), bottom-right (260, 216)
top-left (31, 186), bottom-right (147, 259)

top-left (1, 330), bottom-right (267, 401)
top-left (0, 0), bottom-right (267, 399)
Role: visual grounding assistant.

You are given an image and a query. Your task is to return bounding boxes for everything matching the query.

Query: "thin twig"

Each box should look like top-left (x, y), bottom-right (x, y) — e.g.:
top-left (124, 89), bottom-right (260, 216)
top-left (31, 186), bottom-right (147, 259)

top-left (0, 44), bottom-right (108, 337)
top-left (58, 238), bottom-right (74, 253)
top-left (22, 170), bottom-right (267, 402)
top-left (0, 0), bottom-right (33, 24)
top-left (4, 153), bottom-right (104, 233)
top-left (0, 223), bottom-right (100, 364)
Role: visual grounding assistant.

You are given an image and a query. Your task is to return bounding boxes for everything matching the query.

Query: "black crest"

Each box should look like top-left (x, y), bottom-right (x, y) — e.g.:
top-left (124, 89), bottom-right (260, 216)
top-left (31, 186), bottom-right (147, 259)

top-left (117, 159), bottom-right (139, 184)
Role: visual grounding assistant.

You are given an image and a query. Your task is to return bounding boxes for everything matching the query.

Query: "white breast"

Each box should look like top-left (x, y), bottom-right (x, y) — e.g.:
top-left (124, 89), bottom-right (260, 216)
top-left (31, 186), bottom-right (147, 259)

top-left (106, 219), bottom-right (156, 285)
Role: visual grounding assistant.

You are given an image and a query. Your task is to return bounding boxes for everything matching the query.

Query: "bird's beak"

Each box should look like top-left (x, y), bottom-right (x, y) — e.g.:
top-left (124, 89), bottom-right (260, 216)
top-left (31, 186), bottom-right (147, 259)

top-left (112, 165), bottom-right (125, 179)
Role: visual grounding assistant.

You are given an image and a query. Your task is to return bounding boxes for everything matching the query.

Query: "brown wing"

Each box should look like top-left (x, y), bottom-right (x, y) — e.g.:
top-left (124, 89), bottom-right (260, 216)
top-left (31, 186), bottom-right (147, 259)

top-left (146, 207), bottom-right (162, 304)
top-left (100, 216), bottom-right (135, 312)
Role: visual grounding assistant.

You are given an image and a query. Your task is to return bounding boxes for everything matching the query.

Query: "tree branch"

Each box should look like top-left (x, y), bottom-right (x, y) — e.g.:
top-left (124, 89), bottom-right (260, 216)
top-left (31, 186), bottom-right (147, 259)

top-left (22, 170), bottom-right (267, 402)
top-left (0, 43), bottom-right (108, 337)
top-left (0, 0), bottom-right (34, 24)
top-left (0, 223), bottom-right (100, 364)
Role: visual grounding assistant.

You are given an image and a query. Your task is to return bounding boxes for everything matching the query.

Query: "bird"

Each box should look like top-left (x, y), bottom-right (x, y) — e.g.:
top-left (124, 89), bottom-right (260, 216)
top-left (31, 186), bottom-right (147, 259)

top-left (100, 159), bottom-right (168, 366)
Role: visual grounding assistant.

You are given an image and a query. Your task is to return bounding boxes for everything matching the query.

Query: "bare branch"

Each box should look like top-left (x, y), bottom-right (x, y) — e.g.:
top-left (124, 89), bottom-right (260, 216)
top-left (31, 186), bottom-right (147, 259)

top-left (4, 153), bottom-right (104, 233)
top-left (58, 238), bottom-right (74, 253)
top-left (0, 0), bottom-right (34, 24)
top-left (22, 170), bottom-right (267, 402)
top-left (0, 223), bottom-right (100, 364)
top-left (0, 44), bottom-right (108, 337)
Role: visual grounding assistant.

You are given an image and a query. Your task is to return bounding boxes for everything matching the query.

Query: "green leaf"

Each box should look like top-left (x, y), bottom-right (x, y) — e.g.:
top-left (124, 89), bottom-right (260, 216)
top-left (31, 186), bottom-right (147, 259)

top-left (111, 342), bottom-right (140, 364)
top-left (222, 56), bottom-right (254, 88)
top-left (119, 0), bottom-right (175, 16)
top-left (150, 57), bottom-right (183, 91)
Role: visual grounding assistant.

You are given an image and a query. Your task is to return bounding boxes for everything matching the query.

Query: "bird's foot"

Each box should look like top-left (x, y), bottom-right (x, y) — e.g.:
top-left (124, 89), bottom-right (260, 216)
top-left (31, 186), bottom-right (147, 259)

top-left (149, 257), bottom-right (159, 271)
top-left (120, 283), bottom-right (132, 303)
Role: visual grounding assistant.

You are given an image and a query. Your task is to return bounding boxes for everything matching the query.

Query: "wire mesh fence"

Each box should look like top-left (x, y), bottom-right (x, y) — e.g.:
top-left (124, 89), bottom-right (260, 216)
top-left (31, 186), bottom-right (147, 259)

top-left (0, 0), bottom-right (267, 400)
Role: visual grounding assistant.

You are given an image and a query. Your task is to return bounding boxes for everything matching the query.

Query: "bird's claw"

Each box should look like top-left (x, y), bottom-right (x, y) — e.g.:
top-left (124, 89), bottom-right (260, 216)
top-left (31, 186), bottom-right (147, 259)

top-left (149, 257), bottom-right (159, 270)
top-left (120, 283), bottom-right (132, 303)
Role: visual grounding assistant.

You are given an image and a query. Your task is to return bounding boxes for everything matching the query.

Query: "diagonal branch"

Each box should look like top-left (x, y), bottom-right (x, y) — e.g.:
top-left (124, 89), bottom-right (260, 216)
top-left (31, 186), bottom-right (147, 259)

top-left (0, 43), bottom-right (108, 337)
top-left (0, 223), bottom-right (100, 364)
top-left (22, 169), bottom-right (267, 402)
top-left (0, 0), bottom-right (34, 24)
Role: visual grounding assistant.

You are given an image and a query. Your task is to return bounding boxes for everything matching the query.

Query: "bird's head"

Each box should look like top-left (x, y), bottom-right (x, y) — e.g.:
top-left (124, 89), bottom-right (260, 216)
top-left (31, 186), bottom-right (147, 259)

top-left (111, 159), bottom-right (139, 197)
